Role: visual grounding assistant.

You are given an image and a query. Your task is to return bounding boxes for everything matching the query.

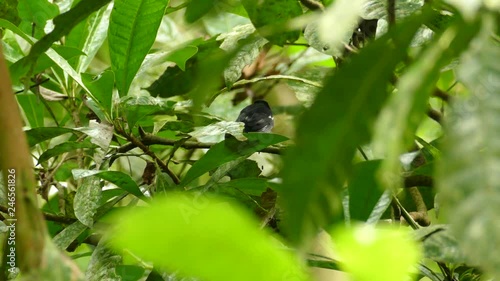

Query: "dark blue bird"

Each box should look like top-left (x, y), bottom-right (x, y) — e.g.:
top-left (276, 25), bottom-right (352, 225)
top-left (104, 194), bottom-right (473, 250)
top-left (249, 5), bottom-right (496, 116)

top-left (236, 100), bottom-right (274, 133)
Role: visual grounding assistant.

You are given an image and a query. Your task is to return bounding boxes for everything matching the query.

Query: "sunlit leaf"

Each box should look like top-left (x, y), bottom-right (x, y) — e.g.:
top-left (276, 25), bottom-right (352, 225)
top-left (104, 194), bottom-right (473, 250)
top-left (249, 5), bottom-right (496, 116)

top-left (110, 194), bottom-right (311, 281)
top-left (180, 133), bottom-right (288, 188)
top-left (85, 239), bottom-right (122, 281)
top-left (241, 0), bottom-right (302, 46)
top-left (74, 176), bottom-right (102, 227)
top-left (17, 0), bottom-right (59, 37)
top-left (66, 2), bottom-right (112, 73)
top-left (332, 225), bottom-right (421, 281)
top-left (72, 169), bottom-right (145, 200)
top-left (109, 0), bottom-right (170, 96)
top-left (25, 127), bottom-right (76, 147)
top-left (16, 93), bottom-right (45, 128)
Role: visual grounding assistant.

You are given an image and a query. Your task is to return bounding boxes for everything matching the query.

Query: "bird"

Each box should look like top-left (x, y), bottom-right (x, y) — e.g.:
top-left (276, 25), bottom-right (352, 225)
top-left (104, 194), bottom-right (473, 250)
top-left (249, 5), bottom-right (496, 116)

top-left (236, 100), bottom-right (274, 133)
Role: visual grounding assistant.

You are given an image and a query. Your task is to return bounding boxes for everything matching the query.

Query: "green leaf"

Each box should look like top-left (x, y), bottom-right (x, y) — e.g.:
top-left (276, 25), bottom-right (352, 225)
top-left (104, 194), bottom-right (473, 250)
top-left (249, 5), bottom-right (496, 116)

top-left (436, 17), bottom-right (500, 278)
top-left (227, 159), bottom-right (262, 179)
top-left (86, 239), bottom-right (122, 281)
top-left (25, 127), bottom-right (77, 147)
top-left (74, 176), bottom-right (102, 227)
top-left (348, 161), bottom-right (385, 222)
top-left (17, 0), bottom-right (59, 37)
top-left (109, 0), bottom-right (170, 96)
top-left (224, 35), bottom-right (268, 87)
top-left (184, 0), bottom-right (216, 23)
top-left (38, 139), bottom-right (97, 163)
top-left (373, 17), bottom-right (480, 190)
top-left (53, 221), bottom-right (88, 250)
top-left (82, 70), bottom-right (115, 117)
top-left (332, 225), bottom-right (421, 281)
top-left (110, 194), bottom-right (311, 281)
top-left (23, 0), bottom-right (112, 71)
top-left (241, 0), bottom-right (302, 46)
top-left (366, 190), bottom-right (393, 224)
top-left (66, 2), bottom-right (112, 73)
top-left (0, 0), bottom-right (21, 25)
top-left (116, 265), bottom-right (146, 281)
top-left (188, 121), bottom-right (245, 142)
top-left (164, 45), bottom-right (198, 71)
top-left (146, 37), bottom-right (220, 98)
top-left (180, 133), bottom-right (288, 187)
top-left (217, 24), bottom-right (268, 87)
top-left (72, 169), bottom-right (145, 200)
top-left (281, 12), bottom-right (427, 246)
top-left (155, 171), bottom-right (177, 194)
top-left (215, 178), bottom-right (269, 196)
top-left (413, 225), bottom-right (466, 263)
top-left (119, 96), bottom-right (175, 129)
top-left (287, 67), bottom-right (329, 108)
top-left (16, 93), bottom-right (45, 128)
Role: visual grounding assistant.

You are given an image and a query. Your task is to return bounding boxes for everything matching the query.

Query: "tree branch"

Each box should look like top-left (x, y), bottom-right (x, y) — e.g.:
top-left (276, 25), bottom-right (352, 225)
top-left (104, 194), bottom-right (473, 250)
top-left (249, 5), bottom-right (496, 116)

top-left (117, 133), bottom-right (285, 155)
top-left (404, 174), bottom-right (433, 188)
top-left (115, 126), bottom-right (181, 184)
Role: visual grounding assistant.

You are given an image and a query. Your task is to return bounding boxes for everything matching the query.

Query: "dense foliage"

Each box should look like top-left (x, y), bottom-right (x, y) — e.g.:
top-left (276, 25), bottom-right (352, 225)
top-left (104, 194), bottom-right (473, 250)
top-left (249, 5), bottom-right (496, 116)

top-left (0, 0), bottom-right (499, 280)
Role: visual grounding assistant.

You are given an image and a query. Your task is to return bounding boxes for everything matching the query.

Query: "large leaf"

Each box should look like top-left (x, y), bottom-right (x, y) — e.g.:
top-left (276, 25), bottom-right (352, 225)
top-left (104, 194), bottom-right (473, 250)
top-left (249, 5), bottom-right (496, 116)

top-left (217, 24), bottom-right (268, 87)
top-left (53, 221), bottom-right (88, 250)
top-left (436, 17), bottom-right (500, 278)
top-left (119, 96), bottom-right (176, 129)
top-left (66, 2), bottom-right (113, 73)
top-left (85, 239), bottom-right (122, 281)
top-left (348, 160), bottom-right (385, 222)
top-left (108, 0), bottom-right (170, 96)
top-left (110, 194), bottom-right (311, 281)
top-left (281, 13), bottom-right (428, 246)
top-left (16, 93), bottom-right (45, 128)
top-left (145, 37), bottom-right (220, 98)
top-left (332, 225), bottom-right (421, 281)
top-left (38, 139), bottom-right (97, 163)
top-left (373, 17), bottom-right (480, 190)
top-left (17, 0), bottom-right (59, 37)
top-left (22, 0), bottom-right (112, 72)
top-left (25, 127), bottom-right (77, 147)
top-left (184, 0), bottom-right (216, 23)
top-left (241, 0), bottom-right (302, 46)
top-left (413, 225), bottom-right (466, 263)
top-left (82, 70), bottom-right (115, 118)
top-left (74, 176), bottom-right (102, 227)
top-left (180, 133), bottom-right (288, 188)
top-left (72, 169), bottom-right (145, 200)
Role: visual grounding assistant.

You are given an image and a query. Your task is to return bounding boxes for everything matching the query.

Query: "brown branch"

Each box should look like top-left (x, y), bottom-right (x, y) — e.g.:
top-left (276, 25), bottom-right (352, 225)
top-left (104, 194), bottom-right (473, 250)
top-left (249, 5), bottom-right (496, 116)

top-left (299, 0), bottom-right (324, 11)
top-left (404, 174), bottom-right (433, 188)
top-left (387, 0), bottom-right (396, 27)
top-left (433, 88), bottom-right (451, 102)
top-left (0, 205), bottom-right (76, 224)
top-left (427, 108), bottom-right (443, 123)
top-left (115, 126), bottom-right (180, 184)
top-left (117, 133), bottom-right (285, 155)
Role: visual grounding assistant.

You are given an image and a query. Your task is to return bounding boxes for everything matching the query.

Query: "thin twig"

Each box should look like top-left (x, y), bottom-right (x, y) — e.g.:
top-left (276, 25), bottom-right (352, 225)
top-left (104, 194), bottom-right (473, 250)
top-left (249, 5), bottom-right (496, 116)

top-left (14, 78), bottom-right (50, 94)
top-left (387, 0), bottom-right (396, 27)
top-left (115, 125), bottom-right (180, 184)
